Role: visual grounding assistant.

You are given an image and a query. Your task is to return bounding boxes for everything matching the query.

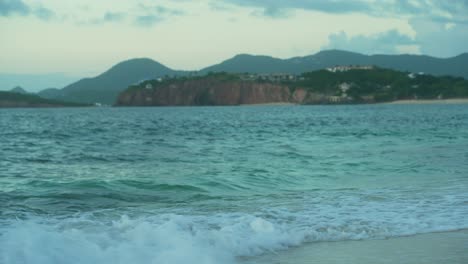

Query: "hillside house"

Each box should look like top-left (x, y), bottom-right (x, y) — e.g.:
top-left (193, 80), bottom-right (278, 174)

top-left (339, 82), bottom-right (351, 97)
top-left (257, 73), bottom-right (297, 82)
top-left (326, 65), bottom-right (374, 72)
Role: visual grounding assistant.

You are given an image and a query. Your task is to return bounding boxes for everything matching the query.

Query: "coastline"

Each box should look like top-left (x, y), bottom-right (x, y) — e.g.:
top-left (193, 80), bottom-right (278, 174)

top-left (384, 98), bottom-right (468, 105)
top-left (4, 98), bottom-right (468, 108)
top-left (239, 102), bottom-right (296, 106)
top-left (240, 98), bottom-right (468, 106)
top-left (242, 230), bottom-right (468, 264)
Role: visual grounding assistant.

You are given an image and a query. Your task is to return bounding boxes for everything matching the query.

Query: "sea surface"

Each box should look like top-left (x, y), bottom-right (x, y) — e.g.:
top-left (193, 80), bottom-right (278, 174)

top-left (1, 105), bottom-right (467, 264)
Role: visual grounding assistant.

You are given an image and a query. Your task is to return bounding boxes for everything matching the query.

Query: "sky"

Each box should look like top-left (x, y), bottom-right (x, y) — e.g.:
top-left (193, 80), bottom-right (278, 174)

top-left (1, 0), bottom-right (467, 91)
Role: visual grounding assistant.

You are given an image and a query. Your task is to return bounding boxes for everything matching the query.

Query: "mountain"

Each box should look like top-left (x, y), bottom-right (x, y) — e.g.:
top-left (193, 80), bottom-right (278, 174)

top-left (201, 50), bottom-right (468, 79)
top-left (10, 86), bottom-right (29, 94)
top-left (37, 88), bottom-right (64, 99)
top-left (0, 91), bottom-right (89, 108)
top-left (37, 50), bottom-right (468, 105)
top-left (41, 58), bottom-right (181, 104)
top-left (200, 54), bottom-right (293, 74)
top-left (0, 73), bottom-right (79, 93)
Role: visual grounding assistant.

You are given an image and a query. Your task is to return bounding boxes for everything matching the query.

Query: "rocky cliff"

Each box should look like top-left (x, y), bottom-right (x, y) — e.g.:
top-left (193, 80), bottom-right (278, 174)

top-left (116, 67), bottom-right (468, 106)
top-left (116, 79), bottom-right (305, 106)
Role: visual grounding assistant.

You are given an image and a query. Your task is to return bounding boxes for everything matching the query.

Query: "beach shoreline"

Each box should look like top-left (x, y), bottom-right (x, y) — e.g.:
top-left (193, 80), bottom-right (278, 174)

top-left (383, 98), bottom-right (468, 104)
top-left (241, 98), bottom-right (468, 106)
top-left (242, 229), bottom-right (468, 264)
top-left (239, 102), bottom-right (297, 106)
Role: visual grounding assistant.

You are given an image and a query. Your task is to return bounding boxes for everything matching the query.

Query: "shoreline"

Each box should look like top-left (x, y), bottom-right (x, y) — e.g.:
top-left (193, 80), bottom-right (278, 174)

top-left (239, 102), bottom-right (297, 106)
top-left (242, 229), bottom-right (468, 264)
top-left (3, 98), bottom-right (468, 108)
top-left (242, 98), bottom-right (468, 106)
top-left (383, 98), bottom-right (468, 105)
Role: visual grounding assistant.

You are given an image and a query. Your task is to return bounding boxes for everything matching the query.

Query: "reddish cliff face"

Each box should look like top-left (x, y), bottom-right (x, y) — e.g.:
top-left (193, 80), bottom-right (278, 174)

top-left (116, 80), bottom-right (301, 106)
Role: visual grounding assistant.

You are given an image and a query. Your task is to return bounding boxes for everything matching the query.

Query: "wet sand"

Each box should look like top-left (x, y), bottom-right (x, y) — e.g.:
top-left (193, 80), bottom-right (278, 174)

top-left (242, 230), bottom-right (468, 264)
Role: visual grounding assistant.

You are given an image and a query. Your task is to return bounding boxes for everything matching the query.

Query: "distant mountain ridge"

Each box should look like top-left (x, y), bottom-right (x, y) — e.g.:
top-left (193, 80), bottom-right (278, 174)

top-left (0, 91), bottom-right (89, 108)
top-left (9, 86), bottom-right (28, 94)
top-left (202, 50), bottom-right (468, 78)
top-left (38, 50), bottom-right (468, 104)
top-left (37, 88), bottom-right (64, 99)
top-left (43, 58), bottom-right (183, 104)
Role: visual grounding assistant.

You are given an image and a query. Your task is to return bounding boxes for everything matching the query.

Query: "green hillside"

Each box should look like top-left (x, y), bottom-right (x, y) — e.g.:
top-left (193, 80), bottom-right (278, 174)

top-left (291, 68), bottom-right (468, 102)
top-left (0, 91), bottom-right (89, 107)
top-left (123, 68), bottom-right (468, 105)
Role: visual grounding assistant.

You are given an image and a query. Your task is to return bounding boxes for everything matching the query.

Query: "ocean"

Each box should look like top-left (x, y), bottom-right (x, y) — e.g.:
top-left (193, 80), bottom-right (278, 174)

top-left (1, 105), bottom-right (467, 264)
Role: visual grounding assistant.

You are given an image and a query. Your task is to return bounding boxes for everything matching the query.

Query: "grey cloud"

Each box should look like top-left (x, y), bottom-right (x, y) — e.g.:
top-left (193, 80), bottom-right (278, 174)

top-left (219, 0), bottom-right (468, 23)
top-left (324, 19), bottom-right (468, 58)
top-left (0, 0), bottom-right (29, 16)
top-left (77, 5), bottom-right (184, 27)
top-left (391, 1), bottom-right (468, 24)
top-left (86, 12), bottom-right (126, 25)
top-left (103, 12), bottom-right (125, 22)
top-left (0, 0), bottom-right (54, 20)
top-left (218, 0), bottom-right (372, 18)
top-left (252, 6), bottom-right (292, 19)
top-left (154, 6), bottom-right (185, 16)
top-left (135, 15), bottom-right (163, 27)
top-left (35, 7), bottom-right (54, 20)
top-left (323, 30), bottom-right (418, 55)
top-left (134, 5), bottom-right (184, 27)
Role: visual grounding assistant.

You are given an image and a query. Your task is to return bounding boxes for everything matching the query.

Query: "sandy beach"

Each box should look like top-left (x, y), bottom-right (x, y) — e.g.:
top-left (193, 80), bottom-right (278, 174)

top-left (243, 230), bottom-right (468, 264)
top-left (242, 98), bottom-right (468, 106)
top-left (239, 102), bottom-right (297, 106)
top-left (385, 98), bottom-right (468, 104)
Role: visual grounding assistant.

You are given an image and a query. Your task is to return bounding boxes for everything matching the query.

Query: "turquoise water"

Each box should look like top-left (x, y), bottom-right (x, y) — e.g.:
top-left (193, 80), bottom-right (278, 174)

top-left (1, 105), bottom-right (468, 263)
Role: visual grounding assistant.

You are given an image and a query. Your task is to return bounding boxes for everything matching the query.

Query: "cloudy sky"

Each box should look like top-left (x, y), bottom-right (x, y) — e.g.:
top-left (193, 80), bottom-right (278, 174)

top-left (1, 0), bottom-right (467, 90)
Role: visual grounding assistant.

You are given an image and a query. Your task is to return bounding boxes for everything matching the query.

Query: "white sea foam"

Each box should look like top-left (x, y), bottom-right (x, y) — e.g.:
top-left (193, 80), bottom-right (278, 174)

top-left (2, 191), bottom-right (467, 264)
top-left (0, 215), bottom-right (293, 264)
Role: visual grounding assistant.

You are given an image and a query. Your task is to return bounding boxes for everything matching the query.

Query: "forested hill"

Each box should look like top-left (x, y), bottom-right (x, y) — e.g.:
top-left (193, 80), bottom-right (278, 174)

top-left (0, 91), bottom-right (89, 108)
top-left (116, 67), bottom-right (468, 106)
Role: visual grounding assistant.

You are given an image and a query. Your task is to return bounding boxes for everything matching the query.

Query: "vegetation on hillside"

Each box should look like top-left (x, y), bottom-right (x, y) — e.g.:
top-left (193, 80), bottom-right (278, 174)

top-left (125, 67), bottom-right (468, 104)
top-left (288, 68), bottom-right (468, 102)
top-left (0, 91), bottom-right (90, 107)
top-left (127, 72), bottom-right (241, 92)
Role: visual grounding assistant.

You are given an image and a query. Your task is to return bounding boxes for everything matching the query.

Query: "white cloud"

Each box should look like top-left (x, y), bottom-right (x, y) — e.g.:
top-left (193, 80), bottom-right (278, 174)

top-left (322, 29), bottom-right (419, 55)
top-left (410, 18), bottom-right (468, 57)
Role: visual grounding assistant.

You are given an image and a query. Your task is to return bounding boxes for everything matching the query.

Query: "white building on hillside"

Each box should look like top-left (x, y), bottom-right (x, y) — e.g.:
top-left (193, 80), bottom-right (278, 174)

top-left (326, 65), bottom-right (374, 72)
